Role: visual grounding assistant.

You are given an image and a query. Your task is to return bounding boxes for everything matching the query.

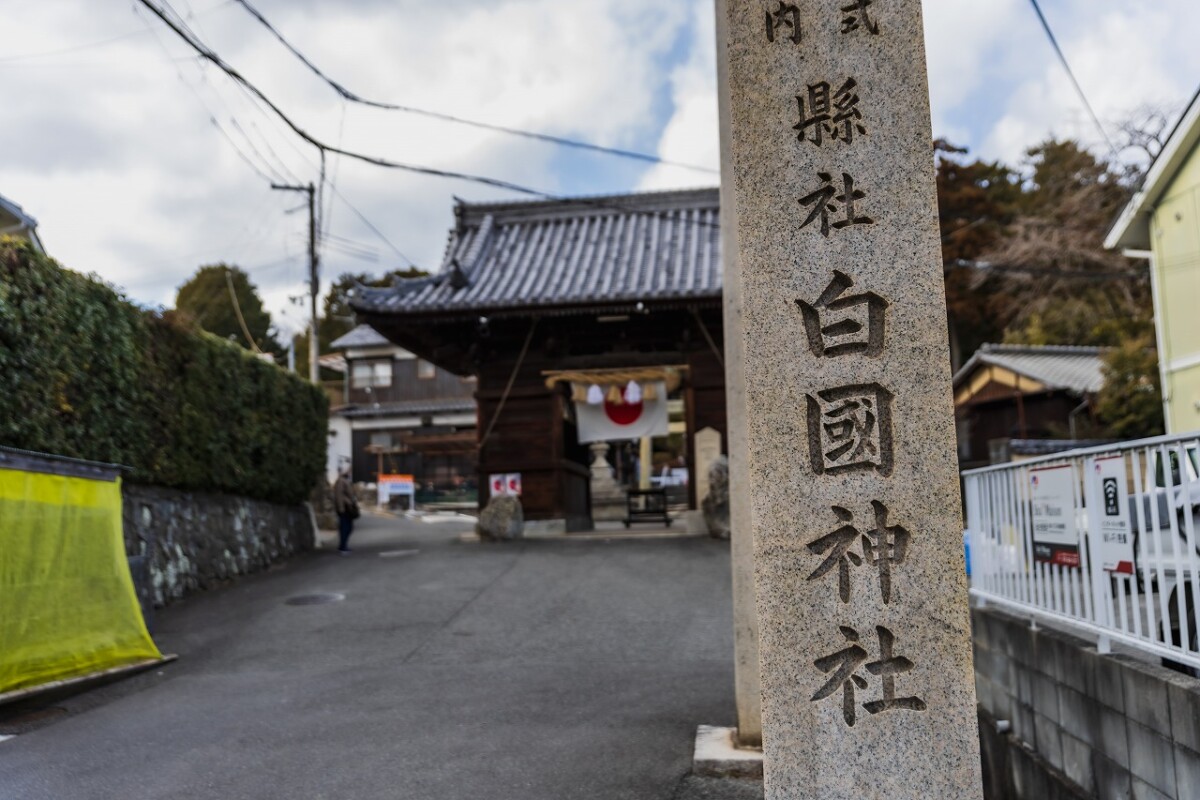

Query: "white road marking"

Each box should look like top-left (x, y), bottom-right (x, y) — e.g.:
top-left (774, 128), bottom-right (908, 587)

top-left (0, 734), bottom-right (16, 743)
top-left (379, 550), bottom-right (419, 558)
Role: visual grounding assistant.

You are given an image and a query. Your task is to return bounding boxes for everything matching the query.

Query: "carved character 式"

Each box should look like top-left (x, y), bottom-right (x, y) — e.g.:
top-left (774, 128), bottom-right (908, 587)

top-left (806, 501), bottom-right (910, 604)
top-left (799, 172), bottom-right (874, 237)
top-left (766, 2), bottom-right (802, 44)
top-left (794, 78), bottom-right (866, 146)
top-left (812, 625), bottom-right (926, 727)
top-left (796, 270), bottom-right (887, 358)
top-left (840, 0), bottom-right (880, 35)
top-left (806, 383), bottom-right (893, 476)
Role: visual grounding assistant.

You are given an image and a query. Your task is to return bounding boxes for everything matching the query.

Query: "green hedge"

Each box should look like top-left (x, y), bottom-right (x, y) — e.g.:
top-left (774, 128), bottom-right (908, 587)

top-left (0, 239), bottom-right (328, 505)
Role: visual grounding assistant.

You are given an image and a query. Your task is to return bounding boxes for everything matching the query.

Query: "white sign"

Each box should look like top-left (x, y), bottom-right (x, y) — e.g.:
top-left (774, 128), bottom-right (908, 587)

top-left (490, 473), bottom-right (522, 498)
top-left (1093, 456), bottom-right (1134, 574)
top-left (1031, 464), bottom-right (1080, 567)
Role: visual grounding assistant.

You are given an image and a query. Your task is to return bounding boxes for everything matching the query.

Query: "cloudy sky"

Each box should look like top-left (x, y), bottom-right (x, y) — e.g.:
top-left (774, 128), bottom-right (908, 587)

top-left (3, 0), bottom-right (1199, 338)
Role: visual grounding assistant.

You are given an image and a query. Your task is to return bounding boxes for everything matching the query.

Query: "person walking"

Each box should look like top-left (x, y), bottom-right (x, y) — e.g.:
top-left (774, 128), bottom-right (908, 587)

top-left (333, 467), bottom-right (359, 554)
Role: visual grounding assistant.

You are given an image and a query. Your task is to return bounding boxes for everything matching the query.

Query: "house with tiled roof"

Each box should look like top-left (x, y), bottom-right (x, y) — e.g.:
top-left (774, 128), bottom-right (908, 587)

top-left (0, 194), bottom-right (44, 253)
top-left (326, 324), bottom-right (477, 504)
top-left (952, 344), bottom-right (1109, 468)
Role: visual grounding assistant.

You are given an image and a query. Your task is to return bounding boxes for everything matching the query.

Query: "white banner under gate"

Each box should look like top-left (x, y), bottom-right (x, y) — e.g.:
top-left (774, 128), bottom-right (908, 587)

top-left (574, 380), bottom-right (669, 444)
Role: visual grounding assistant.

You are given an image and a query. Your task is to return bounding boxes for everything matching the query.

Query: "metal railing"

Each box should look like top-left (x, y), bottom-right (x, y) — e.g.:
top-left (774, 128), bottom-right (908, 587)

top-left (964, 431), bottom-right (1200, 670)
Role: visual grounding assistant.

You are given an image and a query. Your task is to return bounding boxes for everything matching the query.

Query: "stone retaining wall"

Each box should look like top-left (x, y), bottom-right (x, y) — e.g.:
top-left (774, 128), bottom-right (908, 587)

top-left (121, 483), bottom-right (314, 607)
top-left (974, 606), bottom-right (1200, 799)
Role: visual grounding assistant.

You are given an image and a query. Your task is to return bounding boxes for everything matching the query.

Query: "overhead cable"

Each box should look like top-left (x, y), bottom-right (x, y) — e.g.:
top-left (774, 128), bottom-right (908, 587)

top-left (1027, 0), bottom-right (1120, 159)
top-left (138, 0), bottom-right (722, 233)
top-left (230, 0), bottom-right (718, 175)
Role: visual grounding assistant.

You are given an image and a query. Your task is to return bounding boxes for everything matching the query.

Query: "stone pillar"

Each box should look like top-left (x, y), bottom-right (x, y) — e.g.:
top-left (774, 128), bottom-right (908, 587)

top-left (717, 6), bottom-right (762, 747)
top-left (716, 1), bottom-right (982, 797)
top-left (638, 436), bottom-right (652, 490)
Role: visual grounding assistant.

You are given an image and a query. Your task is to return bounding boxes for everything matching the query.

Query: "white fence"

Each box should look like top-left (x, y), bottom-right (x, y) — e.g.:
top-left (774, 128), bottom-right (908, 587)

top-left (964, 432), bottom-right (1200, 670)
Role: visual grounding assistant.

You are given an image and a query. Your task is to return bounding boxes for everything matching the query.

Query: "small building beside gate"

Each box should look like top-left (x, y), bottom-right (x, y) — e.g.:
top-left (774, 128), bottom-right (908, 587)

top-left (352, 188), bottom-right (726, 532)
top-left (327, 324), bottom-right (478, 504)
top-left (953, 343), bottom-right (1107, 469)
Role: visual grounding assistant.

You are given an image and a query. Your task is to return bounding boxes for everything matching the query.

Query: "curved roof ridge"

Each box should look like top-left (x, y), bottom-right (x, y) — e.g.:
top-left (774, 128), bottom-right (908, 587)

top-left (979, 343), bottom-right (1108, 355)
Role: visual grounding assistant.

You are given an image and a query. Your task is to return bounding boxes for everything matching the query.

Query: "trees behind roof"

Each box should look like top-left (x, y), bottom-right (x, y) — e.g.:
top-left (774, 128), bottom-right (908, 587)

top-left (175, 264), bottom-right (281, 356)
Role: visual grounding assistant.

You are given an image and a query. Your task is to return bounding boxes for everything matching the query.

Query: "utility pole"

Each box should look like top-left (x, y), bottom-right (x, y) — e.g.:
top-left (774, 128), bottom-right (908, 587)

top-left (272, 182), bottom-right (319, 384)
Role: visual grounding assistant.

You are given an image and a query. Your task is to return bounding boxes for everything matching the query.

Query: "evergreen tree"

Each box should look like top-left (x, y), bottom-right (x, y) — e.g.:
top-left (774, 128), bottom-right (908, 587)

top-left (175, 264), bottom-right (281, 355)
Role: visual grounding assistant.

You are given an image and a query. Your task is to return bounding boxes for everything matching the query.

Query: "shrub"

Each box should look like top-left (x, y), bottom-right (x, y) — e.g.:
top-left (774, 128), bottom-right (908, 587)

top-left (0, 239), bottom-right (327, 505)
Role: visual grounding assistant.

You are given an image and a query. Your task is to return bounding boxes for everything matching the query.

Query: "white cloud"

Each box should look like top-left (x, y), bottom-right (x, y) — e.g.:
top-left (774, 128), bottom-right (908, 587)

top-left (0, 0), bottom-right (692, 334)
top-left (637, 0), bottom-right (720, 191)
top-left (980, 0), bottom-right (1200, 166)
top-left (921, 0), bottom-right (1024, 143)
top-left (7, 0), bottom-right (1200, 343)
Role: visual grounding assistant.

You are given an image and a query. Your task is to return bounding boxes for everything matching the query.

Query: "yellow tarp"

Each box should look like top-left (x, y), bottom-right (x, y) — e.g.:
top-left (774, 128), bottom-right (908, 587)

top-left (0, 468), bottom-right (161, 695)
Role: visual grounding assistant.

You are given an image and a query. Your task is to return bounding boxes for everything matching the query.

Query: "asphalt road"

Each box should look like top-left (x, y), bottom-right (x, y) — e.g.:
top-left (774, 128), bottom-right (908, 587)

top-left (0, 514), bottom-right (761, 800)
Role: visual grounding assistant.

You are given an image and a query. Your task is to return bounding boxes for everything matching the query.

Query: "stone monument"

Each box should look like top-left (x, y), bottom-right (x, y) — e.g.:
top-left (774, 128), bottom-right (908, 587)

top-left (701, 456), bottom-right (731, 539)
top-left (477, 495), bottom-right (523, 541)
top-left (588, 442), bottom-right (628, 522)
top-left (716, 0), bottom-right (982, 796)
top-left (694, 427), bottom-right (724, 507)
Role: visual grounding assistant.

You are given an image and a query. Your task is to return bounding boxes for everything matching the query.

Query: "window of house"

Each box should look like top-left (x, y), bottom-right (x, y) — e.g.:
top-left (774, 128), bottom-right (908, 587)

top-left (417, 359), bottom-right (436, 380)
top-left (352, 360), bottom-right (393, 388)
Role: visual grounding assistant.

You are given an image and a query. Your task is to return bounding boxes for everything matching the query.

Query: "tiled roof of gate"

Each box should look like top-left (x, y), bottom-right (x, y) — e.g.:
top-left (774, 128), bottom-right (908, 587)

top-left (953, 344), bottom-right (1107, 394)
top-left (351, 187), bottom-right (721, 316)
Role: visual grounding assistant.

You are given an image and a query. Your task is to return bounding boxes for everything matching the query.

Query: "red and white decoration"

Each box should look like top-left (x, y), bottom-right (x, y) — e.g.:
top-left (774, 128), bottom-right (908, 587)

top-left (574, 380), bottom-right (669, 443)
top-left (489, 472), bottom-right (522, 498)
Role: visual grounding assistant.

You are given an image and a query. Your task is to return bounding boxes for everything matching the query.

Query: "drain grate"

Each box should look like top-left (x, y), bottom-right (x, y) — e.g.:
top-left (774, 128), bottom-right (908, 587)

top-left (285, 592), bottom-right (345, 606)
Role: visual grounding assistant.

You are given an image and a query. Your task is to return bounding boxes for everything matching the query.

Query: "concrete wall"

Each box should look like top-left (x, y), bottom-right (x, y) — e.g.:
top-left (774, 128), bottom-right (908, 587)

top-left (974, 606), bottom-right (1200, 799)
top-left (121, 483), bottom-right (314, 608)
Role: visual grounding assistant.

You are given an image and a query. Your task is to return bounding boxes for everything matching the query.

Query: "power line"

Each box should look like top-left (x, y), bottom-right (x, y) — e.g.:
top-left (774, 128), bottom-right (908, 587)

top-left (1027, 0), bottom-right (1119, 159)
top-left (140, 0), bottom-right (563, 194)
top-left (0, 0), bottom-right (230, 63)
top-left (138, 0), bottom-right (721, 235)
top-left (229, 0), bottom-right (717, 175)
top-left (226, 116), bottom-right (295, 183)
top-left (946, 259), bottom-right (1143, 281)
top-left (136, 5), bottom-right (287, 185)
top-left (327, 185), bottom-right (418, 268)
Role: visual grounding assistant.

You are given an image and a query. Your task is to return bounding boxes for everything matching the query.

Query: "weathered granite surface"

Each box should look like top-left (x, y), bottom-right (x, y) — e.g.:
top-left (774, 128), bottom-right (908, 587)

top-left (718, 17), bottom-right (763, 743)
top-left (122, 483), bottom-right (314, 607)
top-left (477, 495), bottom-right (524, 541)
top-left (717, 0), bottom-right (982, 796)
